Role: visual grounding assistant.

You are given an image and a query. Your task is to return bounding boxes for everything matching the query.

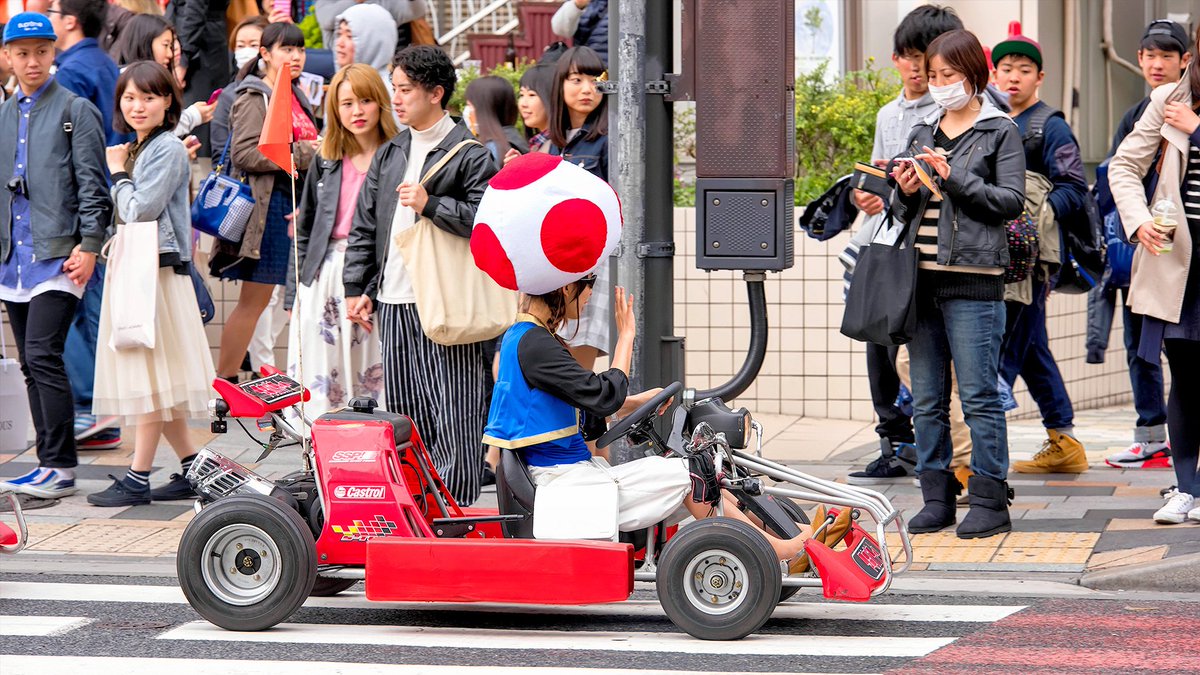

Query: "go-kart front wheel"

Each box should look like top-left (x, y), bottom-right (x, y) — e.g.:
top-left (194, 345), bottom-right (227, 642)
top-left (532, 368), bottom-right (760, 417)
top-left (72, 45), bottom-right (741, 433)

top-left (177, 495), bottom-right (316, 631)
top-left (656, 517), bottom-right (781, 640)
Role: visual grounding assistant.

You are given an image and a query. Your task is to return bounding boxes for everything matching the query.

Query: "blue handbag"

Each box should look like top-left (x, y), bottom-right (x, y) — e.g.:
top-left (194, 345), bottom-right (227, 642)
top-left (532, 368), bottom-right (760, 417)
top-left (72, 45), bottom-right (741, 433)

top-left (191, 136), bottom-right (254, 243)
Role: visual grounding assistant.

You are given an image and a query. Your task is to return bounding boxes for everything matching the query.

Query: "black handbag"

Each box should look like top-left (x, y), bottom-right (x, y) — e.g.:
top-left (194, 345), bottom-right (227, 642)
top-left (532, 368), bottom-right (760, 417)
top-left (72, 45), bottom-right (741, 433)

top-left (840, 214), bottom-right (920, 345)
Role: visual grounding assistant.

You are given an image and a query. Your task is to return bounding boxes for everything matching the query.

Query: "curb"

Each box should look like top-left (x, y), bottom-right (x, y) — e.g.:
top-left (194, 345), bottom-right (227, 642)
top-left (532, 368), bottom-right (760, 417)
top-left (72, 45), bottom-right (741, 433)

top-left (1079, 552), bottom-right (1200, 593)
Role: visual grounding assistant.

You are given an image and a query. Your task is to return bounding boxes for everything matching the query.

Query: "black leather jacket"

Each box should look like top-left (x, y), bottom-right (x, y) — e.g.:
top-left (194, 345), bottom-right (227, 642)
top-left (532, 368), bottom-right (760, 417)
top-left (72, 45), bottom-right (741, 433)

top-left (891, 107), bottom-right (1026, 269)
top-left (343, 119), bottom-right (497, 300)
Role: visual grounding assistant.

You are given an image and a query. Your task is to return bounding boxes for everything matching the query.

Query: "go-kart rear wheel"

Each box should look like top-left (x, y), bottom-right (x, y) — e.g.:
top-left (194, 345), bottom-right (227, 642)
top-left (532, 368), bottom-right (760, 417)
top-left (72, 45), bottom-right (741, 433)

top-left (657, 517), bottom-right (782, 640)
top-left (177, 495), bottom-right (316, 631)
top-left (310, 576), bottom-right (358, 597)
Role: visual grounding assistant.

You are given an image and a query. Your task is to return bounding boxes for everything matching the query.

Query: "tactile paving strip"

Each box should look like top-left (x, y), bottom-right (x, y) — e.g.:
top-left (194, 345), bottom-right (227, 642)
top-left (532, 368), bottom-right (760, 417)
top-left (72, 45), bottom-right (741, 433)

top-left (28, 523), bottom-right (161, 553)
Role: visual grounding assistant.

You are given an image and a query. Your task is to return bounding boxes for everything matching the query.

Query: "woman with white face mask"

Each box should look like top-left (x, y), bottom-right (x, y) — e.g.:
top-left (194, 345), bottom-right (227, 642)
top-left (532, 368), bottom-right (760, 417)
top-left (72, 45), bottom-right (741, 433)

top-left (888, 29), bottom-right (1026, 541)
top-left (210, 15), bottom-right (269, 154)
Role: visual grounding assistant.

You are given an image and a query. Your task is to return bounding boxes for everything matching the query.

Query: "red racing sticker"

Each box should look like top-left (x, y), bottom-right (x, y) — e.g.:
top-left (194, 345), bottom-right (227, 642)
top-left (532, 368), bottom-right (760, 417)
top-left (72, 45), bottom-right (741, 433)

top-left (851, 537), bottom-right (886, 580)
top-left (329, 450), bottom-right (379, 463)
top-left (239, 373), bottom-right (303, 404)
top-left (332, 485), bottom-right (387, 500)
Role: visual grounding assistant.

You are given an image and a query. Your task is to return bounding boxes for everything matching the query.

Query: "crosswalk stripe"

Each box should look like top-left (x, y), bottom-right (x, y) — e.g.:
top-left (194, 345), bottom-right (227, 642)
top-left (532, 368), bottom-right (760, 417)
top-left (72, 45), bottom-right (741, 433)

top-left (0, 582), bottom-right (1025, 623)
top-left (159, 621), bottom-right (957, 657)
top-left (0, 656), bottom-right (849, 675)
top-left (0, 616), bottom-right (92, 637)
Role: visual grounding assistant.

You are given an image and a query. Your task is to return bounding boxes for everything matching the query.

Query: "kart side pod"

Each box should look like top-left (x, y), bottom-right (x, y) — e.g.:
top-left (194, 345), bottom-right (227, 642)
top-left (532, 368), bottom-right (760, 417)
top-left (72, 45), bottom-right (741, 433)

top-left (803, 519), bottom-right (889, 602)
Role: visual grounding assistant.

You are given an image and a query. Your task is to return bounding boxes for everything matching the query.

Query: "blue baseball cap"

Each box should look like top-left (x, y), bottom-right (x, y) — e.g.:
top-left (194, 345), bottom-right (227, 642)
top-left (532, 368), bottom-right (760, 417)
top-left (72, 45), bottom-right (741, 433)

top-left (3, 12), bottom-right (57, 45)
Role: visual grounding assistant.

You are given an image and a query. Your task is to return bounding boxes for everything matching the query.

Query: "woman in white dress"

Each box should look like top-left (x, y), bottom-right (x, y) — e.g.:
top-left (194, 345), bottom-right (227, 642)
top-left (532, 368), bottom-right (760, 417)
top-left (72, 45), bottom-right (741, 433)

top-left (89, 62), bottom-right (216, 507)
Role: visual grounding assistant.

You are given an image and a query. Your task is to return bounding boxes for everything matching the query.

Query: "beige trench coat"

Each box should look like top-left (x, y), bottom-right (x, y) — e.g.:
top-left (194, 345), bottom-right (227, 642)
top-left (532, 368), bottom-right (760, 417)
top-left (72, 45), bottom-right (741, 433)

top-left (1108, 75), bottom-right (1194, 324)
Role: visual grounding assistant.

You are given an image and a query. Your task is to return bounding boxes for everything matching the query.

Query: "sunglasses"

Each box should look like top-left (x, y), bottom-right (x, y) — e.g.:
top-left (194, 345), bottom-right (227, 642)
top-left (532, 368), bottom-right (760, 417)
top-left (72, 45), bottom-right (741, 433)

top-left (579, 274), bottom-right (597, 289)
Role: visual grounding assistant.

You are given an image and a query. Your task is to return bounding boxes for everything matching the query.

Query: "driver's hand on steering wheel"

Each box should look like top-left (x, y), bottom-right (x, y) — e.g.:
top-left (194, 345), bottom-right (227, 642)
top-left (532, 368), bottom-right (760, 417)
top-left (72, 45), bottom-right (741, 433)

top-left (618, 387), bottom-right (673, 417)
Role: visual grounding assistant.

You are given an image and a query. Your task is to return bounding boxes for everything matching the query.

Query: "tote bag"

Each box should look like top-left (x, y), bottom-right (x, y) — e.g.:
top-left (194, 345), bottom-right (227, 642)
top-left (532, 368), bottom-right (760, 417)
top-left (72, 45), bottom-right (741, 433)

top-left (840, 214), bottom-right (920, 346)
top-left (393, 140), bottom-right (518, 346)
top-left (105, 221), bottom-right (160, 350)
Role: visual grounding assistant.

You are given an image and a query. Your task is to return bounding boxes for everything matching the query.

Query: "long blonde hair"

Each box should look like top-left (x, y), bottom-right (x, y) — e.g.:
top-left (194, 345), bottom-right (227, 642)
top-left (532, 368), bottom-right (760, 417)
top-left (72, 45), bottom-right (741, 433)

top-left (321, 64), bottom-right (399, 161)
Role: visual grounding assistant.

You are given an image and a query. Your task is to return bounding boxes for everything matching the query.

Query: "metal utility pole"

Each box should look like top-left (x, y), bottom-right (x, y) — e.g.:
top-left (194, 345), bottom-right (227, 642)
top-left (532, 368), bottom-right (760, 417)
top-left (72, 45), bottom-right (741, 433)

top-left (609, 0), bottom-right (681, 463)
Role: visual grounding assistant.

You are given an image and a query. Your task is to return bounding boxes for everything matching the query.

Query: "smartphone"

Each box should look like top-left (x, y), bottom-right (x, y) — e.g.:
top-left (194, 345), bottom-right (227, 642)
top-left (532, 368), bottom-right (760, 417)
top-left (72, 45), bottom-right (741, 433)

top-left (273, 0), bottom-right (290, 17)
top-left (206, 88), bottom-right (223, 105)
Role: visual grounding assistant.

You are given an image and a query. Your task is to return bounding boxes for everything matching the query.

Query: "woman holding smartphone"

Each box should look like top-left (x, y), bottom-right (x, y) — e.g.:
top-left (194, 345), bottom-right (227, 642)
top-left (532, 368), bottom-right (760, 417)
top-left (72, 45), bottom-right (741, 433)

top-left (889, 29), bottom-right (1025, 539)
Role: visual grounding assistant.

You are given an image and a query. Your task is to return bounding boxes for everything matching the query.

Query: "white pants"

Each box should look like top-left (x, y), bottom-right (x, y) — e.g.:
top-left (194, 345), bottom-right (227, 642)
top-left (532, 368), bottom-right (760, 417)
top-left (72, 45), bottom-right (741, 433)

top-left (530, 456), bottom-right (692, 532)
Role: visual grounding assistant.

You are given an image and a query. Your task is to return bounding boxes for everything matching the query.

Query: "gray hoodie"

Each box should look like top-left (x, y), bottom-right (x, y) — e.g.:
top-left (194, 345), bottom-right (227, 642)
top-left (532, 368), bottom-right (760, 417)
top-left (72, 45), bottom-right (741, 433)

top-left (338, 3), bottom-right (398, 88)
top-left (316, 0), bottom-right (425, 48)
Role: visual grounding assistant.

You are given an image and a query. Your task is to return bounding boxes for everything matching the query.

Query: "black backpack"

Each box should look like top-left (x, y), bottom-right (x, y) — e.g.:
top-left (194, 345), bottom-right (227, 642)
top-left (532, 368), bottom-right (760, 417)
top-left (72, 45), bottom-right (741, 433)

top-left (1022, 106), bottom-right (1104, 294)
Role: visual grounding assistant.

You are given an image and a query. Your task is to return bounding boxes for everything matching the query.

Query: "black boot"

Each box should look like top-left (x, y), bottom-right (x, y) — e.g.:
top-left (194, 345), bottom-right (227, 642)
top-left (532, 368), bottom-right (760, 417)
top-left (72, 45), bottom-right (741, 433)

top-left (909, 470), bottom-right (960, 534)
top-left (956, 475), bottom-right (1014, 539)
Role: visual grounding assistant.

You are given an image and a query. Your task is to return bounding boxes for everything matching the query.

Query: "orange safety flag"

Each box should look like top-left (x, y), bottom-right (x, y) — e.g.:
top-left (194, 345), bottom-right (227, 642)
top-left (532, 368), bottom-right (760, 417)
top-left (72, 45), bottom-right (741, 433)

top-left (257, 66), bottom-right (295, 176)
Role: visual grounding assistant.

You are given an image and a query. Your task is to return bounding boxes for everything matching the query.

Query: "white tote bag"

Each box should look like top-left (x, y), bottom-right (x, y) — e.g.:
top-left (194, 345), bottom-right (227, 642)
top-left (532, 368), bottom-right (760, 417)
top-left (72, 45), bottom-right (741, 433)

top-left (105, 221), bottom-right (159, 350)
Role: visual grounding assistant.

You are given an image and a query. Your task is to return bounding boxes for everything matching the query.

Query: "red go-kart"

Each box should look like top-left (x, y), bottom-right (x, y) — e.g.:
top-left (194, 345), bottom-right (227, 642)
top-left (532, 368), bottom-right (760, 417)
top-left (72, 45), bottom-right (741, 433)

top-left (176, 368), bottom-right (912, 640)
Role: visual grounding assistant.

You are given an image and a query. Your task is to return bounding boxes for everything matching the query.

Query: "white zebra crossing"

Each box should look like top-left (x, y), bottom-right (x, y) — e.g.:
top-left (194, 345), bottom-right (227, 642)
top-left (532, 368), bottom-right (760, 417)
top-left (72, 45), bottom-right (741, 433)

top-left (0, 581), bottom-right (1025, 623)
top-left (0, 616), bottom-right (91, 637)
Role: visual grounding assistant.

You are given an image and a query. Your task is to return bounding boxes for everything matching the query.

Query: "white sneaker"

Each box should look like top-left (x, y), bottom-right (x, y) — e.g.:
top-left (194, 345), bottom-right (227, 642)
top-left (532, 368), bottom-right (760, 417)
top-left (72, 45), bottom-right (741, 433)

top-left (1188, 504), bottom-right (1200, 523)
top-left (1105, 441), bottom-right (1171, 468)
top-left (1153, 489), bottom-right (1195, 524)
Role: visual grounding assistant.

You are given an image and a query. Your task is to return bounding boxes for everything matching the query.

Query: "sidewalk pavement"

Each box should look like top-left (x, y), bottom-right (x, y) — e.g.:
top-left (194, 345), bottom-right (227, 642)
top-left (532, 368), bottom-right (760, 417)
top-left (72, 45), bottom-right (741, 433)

top-left (1, 405), bottom-right (1195, 587)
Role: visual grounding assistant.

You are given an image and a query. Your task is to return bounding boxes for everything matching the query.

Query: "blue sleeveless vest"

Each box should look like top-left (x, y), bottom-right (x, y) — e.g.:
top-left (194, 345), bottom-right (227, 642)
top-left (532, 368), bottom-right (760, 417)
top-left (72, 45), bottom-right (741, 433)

top-left (482, 317), bottom-right (583, 459)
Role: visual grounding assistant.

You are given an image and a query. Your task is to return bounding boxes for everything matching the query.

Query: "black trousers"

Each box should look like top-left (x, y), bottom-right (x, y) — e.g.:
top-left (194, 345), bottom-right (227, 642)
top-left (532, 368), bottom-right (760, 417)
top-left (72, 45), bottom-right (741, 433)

top-left (378, 302), bottom-right (487, 507)
top-left (4, 291), bottom-right (79, 468)
top-left (1165, 339), bottom-right (1200, 497)
top-left (865, 342), bottom-right (914, 445)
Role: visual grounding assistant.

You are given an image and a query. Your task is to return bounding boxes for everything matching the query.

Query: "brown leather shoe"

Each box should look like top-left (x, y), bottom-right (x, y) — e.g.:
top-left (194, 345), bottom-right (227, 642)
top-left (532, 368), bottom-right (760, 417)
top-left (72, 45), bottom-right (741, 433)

top-left (788, 505), bottom-right (854, 574)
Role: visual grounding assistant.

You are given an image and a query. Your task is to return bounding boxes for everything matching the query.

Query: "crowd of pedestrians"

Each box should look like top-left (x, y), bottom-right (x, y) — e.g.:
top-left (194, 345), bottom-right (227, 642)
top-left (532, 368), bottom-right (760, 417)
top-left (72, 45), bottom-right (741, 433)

top-left (841, 5), bottom-right (1200, 532)
top-left (0, 0), bottom-right (613, 509)
top-left (0, 1), bottom-right (1196, 534)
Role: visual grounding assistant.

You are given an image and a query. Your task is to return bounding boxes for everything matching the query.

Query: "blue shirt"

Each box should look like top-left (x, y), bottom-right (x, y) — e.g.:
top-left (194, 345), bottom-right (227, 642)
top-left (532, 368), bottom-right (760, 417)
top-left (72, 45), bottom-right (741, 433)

top-left (54, 38), bottom-right (125, 145)
top-left (0, 80), bottom-right (69, 292)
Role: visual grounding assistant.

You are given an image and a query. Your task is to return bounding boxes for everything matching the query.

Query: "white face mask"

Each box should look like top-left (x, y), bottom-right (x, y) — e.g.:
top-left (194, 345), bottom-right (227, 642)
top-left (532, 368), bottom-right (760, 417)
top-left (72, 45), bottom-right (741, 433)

top-left (928, 79), bottom-right (974, 111)
top-left (234, 47), bottom-right (258, 70)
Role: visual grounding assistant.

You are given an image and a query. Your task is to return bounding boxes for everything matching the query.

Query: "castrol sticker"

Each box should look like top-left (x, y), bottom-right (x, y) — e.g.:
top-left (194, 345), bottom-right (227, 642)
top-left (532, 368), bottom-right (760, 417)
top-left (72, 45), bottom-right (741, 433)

top-left (333, 485), bottom-right (387, 500)
top-left (329, 450), bottom-right (379, 463)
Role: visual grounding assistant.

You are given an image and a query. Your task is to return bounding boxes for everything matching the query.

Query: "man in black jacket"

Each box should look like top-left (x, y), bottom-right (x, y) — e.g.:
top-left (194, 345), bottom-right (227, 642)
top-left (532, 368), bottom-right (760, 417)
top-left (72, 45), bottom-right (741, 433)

top-left (344, 46), bottom-right (497, 506)
top-left (166, 0), bottom-right (229, 105)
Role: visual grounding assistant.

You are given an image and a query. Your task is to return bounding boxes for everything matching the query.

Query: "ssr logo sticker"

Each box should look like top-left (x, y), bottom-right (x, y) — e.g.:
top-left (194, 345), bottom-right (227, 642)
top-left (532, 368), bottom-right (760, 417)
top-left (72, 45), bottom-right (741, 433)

top-left (332, 485), bottom-right (386, 500)
top-left (329, 450), bottom-right (379, 463)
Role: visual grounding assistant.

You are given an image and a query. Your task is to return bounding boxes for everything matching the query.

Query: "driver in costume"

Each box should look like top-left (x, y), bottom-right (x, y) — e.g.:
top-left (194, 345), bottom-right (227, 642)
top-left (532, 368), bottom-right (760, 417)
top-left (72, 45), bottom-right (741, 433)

top-left (474, 154), bottom-right (847, 567)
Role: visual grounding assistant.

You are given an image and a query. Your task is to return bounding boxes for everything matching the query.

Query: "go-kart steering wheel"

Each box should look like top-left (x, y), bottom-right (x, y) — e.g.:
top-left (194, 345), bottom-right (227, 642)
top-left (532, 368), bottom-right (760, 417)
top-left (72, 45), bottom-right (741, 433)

top-left (596, 381), bottom-right (683, 449)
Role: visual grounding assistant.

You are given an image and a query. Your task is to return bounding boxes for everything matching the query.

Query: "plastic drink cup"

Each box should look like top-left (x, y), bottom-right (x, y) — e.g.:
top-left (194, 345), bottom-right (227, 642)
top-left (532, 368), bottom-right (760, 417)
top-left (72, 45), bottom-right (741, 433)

top-left (1153, 216), bottom-right (1177, 253)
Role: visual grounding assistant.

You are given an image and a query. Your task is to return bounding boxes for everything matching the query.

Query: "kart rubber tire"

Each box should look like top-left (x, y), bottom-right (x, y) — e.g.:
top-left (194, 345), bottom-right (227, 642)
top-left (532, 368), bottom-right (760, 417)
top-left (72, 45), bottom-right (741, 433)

top-left (309, 576), bottom-right (358, 597)
top-left (177, 495), bottom-right (317, 631)
top-left (774, 496), bottom-right (810, 603)
top-left (657, 517), bottom-right (782, 640)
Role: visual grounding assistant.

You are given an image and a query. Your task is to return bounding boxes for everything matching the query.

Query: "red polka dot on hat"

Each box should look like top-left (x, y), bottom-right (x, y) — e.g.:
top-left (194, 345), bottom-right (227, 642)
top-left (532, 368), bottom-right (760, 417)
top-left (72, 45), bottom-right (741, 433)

top-left (471, 153), bottom-right (621, 295)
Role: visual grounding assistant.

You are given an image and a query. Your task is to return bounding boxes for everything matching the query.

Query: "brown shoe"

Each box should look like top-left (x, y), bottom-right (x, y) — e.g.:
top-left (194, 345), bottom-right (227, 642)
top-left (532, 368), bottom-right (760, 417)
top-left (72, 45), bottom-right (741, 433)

top-left (788, 506), bottom-right (853, 574)
top-left (953, 465), bottom-right (974, 505)
top-left (789, 506), bottom-right (827, 574)
top-left (1013, 430), bottom-right (1089, 474)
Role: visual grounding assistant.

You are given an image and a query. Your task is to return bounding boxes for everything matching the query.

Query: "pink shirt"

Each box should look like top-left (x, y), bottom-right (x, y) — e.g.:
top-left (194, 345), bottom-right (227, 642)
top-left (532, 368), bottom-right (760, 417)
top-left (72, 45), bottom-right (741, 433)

top-left (291, 95), bottom-right (318, 141)
top-left (332, 158), bottom-right (367, 239)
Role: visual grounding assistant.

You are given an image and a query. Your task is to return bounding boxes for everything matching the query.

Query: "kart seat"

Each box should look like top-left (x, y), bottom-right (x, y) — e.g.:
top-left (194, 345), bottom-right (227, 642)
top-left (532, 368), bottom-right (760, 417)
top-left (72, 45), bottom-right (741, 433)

top-left (322, 398), bottom-right (412, 447)
top-left (496, 448), bottom-right (535, 538)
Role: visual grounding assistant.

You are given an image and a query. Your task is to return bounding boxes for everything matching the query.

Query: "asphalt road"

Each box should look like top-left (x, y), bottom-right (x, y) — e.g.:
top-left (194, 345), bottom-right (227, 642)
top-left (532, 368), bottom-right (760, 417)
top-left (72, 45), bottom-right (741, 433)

top-left (4, 573), bottom-right (1196, 674)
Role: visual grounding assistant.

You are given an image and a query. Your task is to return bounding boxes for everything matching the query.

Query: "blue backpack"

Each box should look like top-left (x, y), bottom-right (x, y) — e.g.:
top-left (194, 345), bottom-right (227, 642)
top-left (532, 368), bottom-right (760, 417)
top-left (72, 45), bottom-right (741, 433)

top-left (1092, 159), bottom-right (1135, 289)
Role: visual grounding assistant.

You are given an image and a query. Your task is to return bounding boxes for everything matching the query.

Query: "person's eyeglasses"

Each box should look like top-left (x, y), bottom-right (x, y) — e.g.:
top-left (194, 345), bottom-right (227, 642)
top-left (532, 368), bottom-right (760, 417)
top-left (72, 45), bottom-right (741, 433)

top-left (579, 274), bottom-right (597, 289)
top-left (45, 8), bottom-right (63, 14)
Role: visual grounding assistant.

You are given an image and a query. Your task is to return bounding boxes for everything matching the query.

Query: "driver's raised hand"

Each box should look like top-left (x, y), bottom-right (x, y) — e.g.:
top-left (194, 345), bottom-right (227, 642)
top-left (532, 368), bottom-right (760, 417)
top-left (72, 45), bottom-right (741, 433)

top-left (614, 285), bottom-right (635, 340)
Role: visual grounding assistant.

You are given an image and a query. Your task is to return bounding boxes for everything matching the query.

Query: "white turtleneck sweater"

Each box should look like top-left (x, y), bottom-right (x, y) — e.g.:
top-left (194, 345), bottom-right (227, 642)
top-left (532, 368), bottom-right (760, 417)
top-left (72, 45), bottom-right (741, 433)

top-left (379, 112), bottom-right (457, 304)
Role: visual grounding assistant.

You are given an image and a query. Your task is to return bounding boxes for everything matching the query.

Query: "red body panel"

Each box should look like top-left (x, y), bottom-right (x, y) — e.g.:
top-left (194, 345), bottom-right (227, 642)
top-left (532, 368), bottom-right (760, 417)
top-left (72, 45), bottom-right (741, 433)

top-left (0, 522), bottom-right (17, 547)
top-left (365, 538), bottom-right (635, 604)
top-left (804, 515), bottom-right (889, 602)
top-left (312, 418), bottom-right (434, 565)
top-left (212, 366), bottom-right (310, 418)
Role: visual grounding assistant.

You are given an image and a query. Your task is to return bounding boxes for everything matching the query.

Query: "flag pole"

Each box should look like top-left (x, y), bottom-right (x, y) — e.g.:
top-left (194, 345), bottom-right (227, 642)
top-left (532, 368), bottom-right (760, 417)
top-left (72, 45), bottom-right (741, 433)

top-left (290, 135), bottom-right (307, 446)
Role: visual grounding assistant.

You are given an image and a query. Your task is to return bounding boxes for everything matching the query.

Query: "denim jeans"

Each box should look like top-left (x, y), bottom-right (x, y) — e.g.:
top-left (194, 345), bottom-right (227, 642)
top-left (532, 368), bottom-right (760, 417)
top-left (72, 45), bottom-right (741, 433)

top-left (1122, 297), bottom-right (1168, 439)
top-left (908, 294), bottom-right (1009, 481)
top-left (999, 274), bottom-right (1074, 430)
top-left (64, 263), bottom-right (104, 414)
